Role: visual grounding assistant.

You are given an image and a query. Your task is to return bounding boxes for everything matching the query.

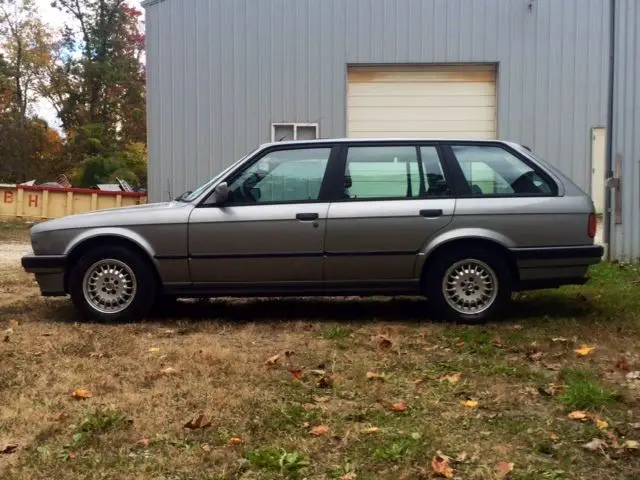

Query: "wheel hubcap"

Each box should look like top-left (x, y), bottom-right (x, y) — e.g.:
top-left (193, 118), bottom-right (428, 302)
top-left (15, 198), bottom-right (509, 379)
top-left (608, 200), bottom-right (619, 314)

top-left (82, 259), bottom-right (137, 314)
top-left (442, 259), bottom-right (498, 315)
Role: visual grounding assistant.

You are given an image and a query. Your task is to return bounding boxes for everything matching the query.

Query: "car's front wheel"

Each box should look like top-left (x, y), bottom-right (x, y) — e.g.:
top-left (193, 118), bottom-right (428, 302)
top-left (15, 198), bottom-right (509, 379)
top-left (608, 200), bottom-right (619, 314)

top-left (68, 245), bottom-right (157, 322)
top-left (424, 246), bottom-right (512, 323)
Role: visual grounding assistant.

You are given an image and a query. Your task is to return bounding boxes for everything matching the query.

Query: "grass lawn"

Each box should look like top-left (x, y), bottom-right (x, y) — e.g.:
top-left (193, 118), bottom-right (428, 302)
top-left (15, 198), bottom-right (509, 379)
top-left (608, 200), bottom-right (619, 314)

top-left (0, 221), bottom-right (639, 479)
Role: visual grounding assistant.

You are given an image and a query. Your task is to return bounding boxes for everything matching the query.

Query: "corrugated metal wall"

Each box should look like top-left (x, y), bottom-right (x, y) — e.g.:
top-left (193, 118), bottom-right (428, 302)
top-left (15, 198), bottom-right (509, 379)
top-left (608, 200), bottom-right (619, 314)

top-left (610, 0), bottom-right (640, 260)
top-left (145, 0), bottom-right (610, 205)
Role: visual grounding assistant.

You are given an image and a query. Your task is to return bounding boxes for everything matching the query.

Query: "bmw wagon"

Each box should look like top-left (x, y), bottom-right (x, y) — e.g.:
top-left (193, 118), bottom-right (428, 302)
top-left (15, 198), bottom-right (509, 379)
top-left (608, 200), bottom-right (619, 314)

top-left (22, 139), bottom-right (603, 323)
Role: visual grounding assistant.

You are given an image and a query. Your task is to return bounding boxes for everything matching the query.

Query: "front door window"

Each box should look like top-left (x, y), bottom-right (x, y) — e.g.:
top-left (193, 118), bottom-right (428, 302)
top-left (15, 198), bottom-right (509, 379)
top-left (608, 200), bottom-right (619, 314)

top-left (225, 148), bottom-right (331, 205)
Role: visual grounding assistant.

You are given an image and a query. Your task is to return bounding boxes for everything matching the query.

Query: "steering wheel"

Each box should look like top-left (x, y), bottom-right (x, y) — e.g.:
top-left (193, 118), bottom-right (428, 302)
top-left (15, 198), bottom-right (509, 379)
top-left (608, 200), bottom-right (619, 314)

top-left (240, 172), bottom-right (265, 202)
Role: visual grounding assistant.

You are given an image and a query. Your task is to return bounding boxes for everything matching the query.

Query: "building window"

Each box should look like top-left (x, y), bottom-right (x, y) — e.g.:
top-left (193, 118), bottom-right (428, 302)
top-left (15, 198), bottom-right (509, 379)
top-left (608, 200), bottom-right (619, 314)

top-left (271, 123), bottom-right (319, 142)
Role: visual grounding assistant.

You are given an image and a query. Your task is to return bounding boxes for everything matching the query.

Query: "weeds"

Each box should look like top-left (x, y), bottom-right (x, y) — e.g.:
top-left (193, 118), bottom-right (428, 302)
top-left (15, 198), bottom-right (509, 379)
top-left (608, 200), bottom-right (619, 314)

top-left (560, 369), bottom-right (619, 410)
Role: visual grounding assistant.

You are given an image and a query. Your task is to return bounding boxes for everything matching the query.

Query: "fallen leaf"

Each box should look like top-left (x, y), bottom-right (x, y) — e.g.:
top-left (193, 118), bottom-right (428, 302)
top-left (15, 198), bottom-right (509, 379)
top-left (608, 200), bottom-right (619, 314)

top-left (460, 400), bottom-right (479, 408)
top-left (582, 438), bottom-right (607, 452)
top-left (289, 369), bottom-right (304, 380)
top-left (606, 431), bottom-right (620, 448)
top-left (440, 373), bottom-right (461, 384)
top-left (183, 413), bottom-right (213, 430)
top-left (1, 444), bottom-right (18, 454)
top-left (455, 341), bottom-right (465, 348)
top-left (568, 411), bottom-right (588, 420)
top-left (311, 425), bottom-right (330, 436)
top-left (550, 433), bottom-right (559, 441)
top-left (366, 371), bottom-right (385, 381)
top-left (495, 461), bottom-right (514, 478)
top-left (264, 354), bottom-right (280, 366)
top-left (543, 362), bottom-right (562, 371)
top-left (229, 437), bottom-right (243, 445)
top-left (71, 389), bottom-right (91, 399)
top-left (316, 375), bottom-right (333, 389)
top-left (377, 335), bottom-right (393, 350)
top-left (431, 453), bottom-right (455, 478)
top-left (136, 438), bottom-right (150, 447)
top-left (551, 336), bottom-right (568, 343)
top-left (596, 419), bottom-right (609, 430)
top-left (311, 369), bottom-right (327, 376)
top-left (314, 396), bottom-right (330, 403)
top-left (528, 351), bottom-right (544, 362)
top-left (623, 440), bottom-right (639, 449)
top-left (9, 319), bottom-right (18, 326)
top-left (575, 344), bottom-right (596, 356)
top-left (455, 451), bottom-right (468, 462)
top-left (160, 367), bottom-right (177, 375)
top-left (626, 371), bottom-right (640, 380)
top-left (629, 422), bottom-right (640, 430)
top-left (361, 427), bottom-right (379, 434)
top-left (492, 335), bottom-right (503, 347)
top-left (615, 358), bottom-right (630, 371)
top-left (200, 444), bottom-right (211, 451)
top-left (148, 347), bottom-right (160, 353)
top-left (390, 401), bottom-right (408, 412)
top-left (339, 473), bottom-right (357, 480)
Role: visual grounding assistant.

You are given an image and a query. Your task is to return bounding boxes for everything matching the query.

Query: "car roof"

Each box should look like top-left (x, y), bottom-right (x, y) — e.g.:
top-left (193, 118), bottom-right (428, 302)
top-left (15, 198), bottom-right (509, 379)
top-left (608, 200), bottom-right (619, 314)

top-left (260, 138), bottom-right (518, 148)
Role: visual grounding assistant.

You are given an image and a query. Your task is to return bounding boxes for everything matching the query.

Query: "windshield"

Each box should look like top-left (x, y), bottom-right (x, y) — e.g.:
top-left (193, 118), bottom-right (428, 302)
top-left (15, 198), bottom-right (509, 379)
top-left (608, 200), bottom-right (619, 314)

top-left (175, 149), bottom-right (259, 202)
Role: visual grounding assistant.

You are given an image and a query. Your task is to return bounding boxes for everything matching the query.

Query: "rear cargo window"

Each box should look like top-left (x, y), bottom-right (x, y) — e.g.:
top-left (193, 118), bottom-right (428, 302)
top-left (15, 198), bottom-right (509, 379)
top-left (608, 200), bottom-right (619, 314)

top-left (451, 145), bottom-right (554, 196)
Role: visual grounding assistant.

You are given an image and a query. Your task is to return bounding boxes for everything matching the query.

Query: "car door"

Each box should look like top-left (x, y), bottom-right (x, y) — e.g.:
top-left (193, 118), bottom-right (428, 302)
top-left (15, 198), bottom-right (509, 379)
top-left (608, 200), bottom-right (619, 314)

top-left (324, 143), bottom-right (456, 286)
top-left (188, 145), bottom-right (336, 288)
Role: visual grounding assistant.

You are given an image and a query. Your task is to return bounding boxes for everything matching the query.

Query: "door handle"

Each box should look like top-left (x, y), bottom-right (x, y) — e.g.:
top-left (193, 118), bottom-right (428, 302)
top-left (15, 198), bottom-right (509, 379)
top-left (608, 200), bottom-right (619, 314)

top-left (296, 213), bottom-right (319, 221)
top-left (420, 209), bottom-right (443, 218)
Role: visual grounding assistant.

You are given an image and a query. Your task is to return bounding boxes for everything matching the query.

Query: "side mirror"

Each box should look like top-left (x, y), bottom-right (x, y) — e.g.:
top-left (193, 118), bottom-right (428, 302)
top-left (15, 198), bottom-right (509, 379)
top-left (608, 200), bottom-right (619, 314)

top-left (213, 182), bottom-right (229, 204)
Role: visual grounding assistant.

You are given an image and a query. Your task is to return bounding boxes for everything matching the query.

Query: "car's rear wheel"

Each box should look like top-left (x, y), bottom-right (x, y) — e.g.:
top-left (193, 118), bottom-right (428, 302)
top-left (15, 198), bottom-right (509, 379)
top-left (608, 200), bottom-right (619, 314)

top-left (69, 246), bottom-right (156, 322)
top-left (424, 246), bottom-right (511, 323)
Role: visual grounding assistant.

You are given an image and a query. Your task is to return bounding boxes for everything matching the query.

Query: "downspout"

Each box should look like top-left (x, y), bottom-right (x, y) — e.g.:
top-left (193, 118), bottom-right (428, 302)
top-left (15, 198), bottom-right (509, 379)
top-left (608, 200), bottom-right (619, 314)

top-left (604, 0), bottom-right (616, 259)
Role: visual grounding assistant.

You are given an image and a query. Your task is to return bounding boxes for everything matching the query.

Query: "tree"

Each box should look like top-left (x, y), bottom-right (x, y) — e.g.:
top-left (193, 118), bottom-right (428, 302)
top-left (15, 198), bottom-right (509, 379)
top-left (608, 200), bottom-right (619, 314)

top-left (0, 0), bottom-right (51, 124)
top-left (0, 0), bottom-right (63, 182)
top-left (48, 0), bottom-right (146, 141)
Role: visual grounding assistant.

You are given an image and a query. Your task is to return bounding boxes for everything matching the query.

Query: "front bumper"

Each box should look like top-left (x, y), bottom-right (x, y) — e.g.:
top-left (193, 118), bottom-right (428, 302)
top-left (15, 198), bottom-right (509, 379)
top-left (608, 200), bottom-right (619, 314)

top-left (21, 254), bottom-right (67, 296)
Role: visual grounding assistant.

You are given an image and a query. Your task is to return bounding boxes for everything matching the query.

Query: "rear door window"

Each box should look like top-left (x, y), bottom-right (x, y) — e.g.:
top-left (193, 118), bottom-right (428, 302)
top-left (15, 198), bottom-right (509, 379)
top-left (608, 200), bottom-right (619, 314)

top-left (343, 145), bottom-right (450, 200)
top-left (451, 145), bottom-right (555, 196)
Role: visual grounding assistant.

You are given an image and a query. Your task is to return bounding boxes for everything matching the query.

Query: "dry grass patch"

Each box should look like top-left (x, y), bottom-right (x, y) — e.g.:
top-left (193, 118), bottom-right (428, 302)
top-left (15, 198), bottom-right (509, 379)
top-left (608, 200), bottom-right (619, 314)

top-left (0, 262), bottom-right (639, 479)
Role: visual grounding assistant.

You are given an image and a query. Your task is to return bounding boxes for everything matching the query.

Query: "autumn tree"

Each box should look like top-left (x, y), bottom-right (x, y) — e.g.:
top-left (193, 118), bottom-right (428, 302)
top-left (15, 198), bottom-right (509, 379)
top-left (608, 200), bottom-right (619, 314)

top-left (45, 0), bottom-right (147, 187)
top-left (0, 0), bottom-right (63, 183)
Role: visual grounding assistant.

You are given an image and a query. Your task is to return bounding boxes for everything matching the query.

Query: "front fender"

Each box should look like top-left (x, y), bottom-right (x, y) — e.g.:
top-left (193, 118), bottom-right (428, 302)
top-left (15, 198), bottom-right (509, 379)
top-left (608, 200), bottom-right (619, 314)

top-left (414, 228), bottom-right (516, 277)
top-left (64, 227), bottom-right (157, 259)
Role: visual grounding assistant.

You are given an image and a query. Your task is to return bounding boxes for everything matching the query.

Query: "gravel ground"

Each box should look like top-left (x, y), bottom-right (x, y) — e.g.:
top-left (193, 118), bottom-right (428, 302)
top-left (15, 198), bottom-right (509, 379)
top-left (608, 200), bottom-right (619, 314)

top-left (0, 242), bottom-right (31, 268)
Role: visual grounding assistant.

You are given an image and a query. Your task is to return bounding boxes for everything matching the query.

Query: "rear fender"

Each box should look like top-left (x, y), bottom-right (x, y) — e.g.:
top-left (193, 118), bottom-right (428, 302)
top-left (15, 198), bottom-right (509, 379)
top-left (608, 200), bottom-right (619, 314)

top-left (414, 228), bottom-right (515, 277)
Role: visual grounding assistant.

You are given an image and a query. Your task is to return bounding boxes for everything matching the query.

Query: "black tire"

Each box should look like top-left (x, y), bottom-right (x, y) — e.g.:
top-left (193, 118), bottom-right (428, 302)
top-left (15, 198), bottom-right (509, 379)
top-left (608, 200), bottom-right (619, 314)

top-left (68, 245), bottom-right (157, 322)
top-left (424, 246), bottom-right (512, 323)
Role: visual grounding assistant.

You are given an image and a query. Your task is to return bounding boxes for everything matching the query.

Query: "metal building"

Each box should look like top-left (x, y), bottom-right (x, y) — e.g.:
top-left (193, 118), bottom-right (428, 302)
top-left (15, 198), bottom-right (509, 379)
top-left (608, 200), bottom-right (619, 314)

top-left (143, 0), bottom-right (638, 260)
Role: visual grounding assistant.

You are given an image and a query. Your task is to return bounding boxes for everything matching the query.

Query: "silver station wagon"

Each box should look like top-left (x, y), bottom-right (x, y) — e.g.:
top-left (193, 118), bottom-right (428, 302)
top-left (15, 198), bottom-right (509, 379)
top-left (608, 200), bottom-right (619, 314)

top-left (22, 139), bottom-right (603, 323)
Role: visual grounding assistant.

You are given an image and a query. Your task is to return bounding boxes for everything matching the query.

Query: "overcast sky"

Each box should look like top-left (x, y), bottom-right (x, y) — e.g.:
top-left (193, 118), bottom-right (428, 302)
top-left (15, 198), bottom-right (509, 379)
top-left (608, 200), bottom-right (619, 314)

top-left (35, 0), bottom-right (145, 129)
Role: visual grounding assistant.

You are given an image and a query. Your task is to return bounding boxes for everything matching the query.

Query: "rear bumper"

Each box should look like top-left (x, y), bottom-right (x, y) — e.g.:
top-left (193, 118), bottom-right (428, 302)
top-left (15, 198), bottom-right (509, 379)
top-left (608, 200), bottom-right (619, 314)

top-left (511, 245), bottom-right (604, 291)
top-left (22, 254), bottom-right (67, 296)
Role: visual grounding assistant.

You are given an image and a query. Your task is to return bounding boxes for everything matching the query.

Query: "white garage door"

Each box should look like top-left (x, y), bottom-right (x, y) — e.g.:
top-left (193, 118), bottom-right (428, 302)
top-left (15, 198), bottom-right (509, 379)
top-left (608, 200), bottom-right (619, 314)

top-left (347, 65), bottom-right (497, 139)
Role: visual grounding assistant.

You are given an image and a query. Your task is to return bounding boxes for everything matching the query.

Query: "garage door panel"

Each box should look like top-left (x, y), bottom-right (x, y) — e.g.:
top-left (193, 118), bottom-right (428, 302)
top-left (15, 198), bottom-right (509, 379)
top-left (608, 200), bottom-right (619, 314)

top-left (348, 95), bottom-right (496, 108)
top-left (349, 82), bottom-right (495, 97)
top-left (349, 66), bottom-right (496, 83)
top-left (348, 106), bottom-right (496, 122)
top-left (349, 120), bottom-right (496, 133)
top-left (347, 65), bottom-right (497, 139)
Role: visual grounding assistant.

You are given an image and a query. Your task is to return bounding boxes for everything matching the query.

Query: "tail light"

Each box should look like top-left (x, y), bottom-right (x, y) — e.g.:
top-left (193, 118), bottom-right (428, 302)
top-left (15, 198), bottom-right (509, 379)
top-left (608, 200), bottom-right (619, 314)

top-left (588, 213), bottom-right (597, 239)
